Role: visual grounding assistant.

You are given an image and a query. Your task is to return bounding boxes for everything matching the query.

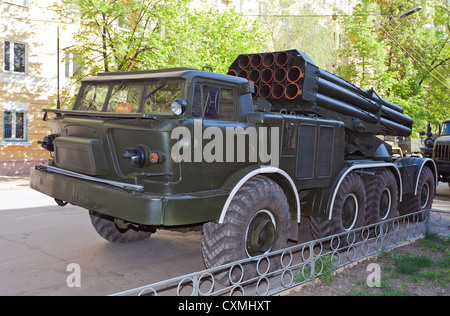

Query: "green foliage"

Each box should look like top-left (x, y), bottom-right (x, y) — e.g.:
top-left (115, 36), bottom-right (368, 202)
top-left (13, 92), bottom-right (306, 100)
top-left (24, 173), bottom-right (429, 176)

top-left (338, 0), bottom-right (450, 134)
top-left (258, 0), bottom-right (337, 70)
top-left (55, 0), bottom-right (267, 77)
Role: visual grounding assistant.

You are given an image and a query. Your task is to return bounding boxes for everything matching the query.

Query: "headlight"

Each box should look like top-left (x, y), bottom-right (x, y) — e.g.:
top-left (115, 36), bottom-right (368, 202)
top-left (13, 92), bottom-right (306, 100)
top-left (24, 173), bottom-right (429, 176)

top-left (122, 146), bottom-right (146, 168)
top-left (171, 99), bottom-right (187, 116)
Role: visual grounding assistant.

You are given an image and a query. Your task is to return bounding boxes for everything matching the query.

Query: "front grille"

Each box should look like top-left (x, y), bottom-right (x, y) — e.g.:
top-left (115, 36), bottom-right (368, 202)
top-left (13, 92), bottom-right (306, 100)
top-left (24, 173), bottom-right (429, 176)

top-left (434, 144), bottom-right (450, 161)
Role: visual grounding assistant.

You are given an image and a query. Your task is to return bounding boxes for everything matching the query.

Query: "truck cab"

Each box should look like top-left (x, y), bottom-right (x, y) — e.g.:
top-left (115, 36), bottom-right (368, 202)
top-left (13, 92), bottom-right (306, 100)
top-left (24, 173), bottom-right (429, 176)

top-left (31, 68), bottom-right (262, 227)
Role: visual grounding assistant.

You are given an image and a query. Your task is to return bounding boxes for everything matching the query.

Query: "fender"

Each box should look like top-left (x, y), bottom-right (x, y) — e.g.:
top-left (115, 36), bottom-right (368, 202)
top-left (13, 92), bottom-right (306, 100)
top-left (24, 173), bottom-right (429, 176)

top-left (397, 157), bottom-right (437, 195)
top-left (218, 166), bottom-right (300, 225)
top-left (328, 162), bottom-right (402, 220)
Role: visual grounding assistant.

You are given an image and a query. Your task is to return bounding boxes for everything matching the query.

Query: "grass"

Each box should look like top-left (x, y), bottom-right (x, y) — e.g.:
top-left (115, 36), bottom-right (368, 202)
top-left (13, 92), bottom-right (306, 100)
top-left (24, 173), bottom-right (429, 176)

top-left (346, 233), bottom-right (449, 296)
top-left (292, 233), bottom-right (449, 296)
top-left (294, 252), bottom-right (337, 285)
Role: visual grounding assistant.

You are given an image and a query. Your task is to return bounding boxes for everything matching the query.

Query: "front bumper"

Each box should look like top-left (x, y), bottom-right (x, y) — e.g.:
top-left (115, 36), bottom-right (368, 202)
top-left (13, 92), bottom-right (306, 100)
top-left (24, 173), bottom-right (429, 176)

top-left (436, 162), bottom-right (450, 181)
top-left (29, 165), bottom-right (228, 226)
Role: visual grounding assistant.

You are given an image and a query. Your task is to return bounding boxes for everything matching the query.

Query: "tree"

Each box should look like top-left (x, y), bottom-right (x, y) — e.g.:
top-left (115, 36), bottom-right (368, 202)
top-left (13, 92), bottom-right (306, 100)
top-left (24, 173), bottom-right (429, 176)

top-left (338, 0), bottom-right (450, 133)
top-left (54, 0), bottom-right (267, 78)
top-left (257, 0), bottom-right (337, 70)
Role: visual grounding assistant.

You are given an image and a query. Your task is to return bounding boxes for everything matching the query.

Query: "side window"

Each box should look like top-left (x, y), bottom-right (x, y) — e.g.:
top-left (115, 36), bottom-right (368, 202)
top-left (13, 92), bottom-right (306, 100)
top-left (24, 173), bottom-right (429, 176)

top-left (192, 83), bottom-right (235, 120)
top-left (219, 87), bottom-right (234, 120)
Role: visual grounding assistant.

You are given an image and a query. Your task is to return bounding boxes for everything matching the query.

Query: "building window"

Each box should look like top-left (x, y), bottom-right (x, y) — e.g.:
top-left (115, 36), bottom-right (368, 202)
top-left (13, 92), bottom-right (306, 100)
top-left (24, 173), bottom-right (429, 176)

top-left (4, 41), bottom-right (28, 74)
top-left (4, 0), bottom-right (28, 7)
top-left (1, 101), bottom-right (30, 145)
top-left (65, 52), bottom-right (82, 78)
top-left (4, 110), bottom-right (26, 140)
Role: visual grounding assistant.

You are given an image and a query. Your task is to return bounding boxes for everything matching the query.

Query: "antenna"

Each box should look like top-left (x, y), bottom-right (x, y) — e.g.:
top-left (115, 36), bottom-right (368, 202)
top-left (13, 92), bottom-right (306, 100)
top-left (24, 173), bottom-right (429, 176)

top-left (57, 26), bottom-right (60, 110)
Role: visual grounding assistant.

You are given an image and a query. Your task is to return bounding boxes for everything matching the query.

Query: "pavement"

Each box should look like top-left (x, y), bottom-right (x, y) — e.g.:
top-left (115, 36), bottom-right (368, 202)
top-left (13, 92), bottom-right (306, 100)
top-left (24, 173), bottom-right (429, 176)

top-left (0, 175), bottom-right (448, 296)
top-left (0, 175), bottom-right (56, 210)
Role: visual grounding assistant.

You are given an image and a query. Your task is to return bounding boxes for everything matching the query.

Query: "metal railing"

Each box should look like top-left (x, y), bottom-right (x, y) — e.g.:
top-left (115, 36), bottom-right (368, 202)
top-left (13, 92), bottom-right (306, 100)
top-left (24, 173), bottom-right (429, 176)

top-left (111, 209), bottom-right (449, 296)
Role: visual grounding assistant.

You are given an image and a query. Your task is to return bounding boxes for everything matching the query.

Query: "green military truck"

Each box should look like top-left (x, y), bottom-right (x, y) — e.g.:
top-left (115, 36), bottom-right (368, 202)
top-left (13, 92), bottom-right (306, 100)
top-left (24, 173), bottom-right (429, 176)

top-left (30, 50), bottom-right (436, 275)
top-left (431, 120), bottom-right (450, 187)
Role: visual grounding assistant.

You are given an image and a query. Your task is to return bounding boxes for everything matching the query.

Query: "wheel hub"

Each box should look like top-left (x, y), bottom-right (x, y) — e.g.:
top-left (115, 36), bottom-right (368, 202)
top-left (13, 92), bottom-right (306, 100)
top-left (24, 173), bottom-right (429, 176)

top-left (246, 211), bottom-right (276, 257)
top-left (341, 193), bottom-right (358, 231)
top-left (420, 183), bottom-right (430, 209)
top-left (379, 188), bottom-right (392, 220)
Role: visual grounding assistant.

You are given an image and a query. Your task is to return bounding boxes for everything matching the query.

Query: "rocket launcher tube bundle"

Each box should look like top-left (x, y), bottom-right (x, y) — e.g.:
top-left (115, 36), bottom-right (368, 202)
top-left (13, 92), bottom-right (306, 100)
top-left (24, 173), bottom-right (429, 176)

top-left (228, 49), bottom-right (413, 137)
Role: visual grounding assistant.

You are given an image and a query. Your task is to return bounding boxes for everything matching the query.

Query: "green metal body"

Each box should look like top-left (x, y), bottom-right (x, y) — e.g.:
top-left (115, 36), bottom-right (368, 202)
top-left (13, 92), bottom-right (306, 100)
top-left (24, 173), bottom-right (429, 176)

top-left (30, 54), bottom-right (436, 231)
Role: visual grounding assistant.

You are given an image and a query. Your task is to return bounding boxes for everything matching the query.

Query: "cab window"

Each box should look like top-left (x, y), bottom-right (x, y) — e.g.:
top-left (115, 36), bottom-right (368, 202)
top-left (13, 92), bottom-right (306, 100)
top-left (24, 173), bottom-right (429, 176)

top-left (192, 83), bottom-right (235, 120)
top-left (443, 123), bottom-right (450, 136)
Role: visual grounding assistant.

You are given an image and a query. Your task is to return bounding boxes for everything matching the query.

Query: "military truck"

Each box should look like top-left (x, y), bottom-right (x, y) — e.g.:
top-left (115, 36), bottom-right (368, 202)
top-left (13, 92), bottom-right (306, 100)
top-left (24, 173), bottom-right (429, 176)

top-left (30, 50), bottom-right (436, 277)
top-left (422, 120), bottom-right (450, 186)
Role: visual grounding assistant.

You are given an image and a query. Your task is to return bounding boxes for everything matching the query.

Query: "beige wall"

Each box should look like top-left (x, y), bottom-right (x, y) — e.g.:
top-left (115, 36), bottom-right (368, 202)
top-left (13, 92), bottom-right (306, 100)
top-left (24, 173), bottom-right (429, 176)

top-left (0, 0), bottom-right (77, 173)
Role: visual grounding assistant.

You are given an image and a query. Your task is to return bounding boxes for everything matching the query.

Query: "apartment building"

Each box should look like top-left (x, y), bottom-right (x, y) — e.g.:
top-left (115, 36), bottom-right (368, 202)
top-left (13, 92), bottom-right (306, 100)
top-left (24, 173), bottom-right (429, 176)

top-left (0, 0), bottom-right (78, 175)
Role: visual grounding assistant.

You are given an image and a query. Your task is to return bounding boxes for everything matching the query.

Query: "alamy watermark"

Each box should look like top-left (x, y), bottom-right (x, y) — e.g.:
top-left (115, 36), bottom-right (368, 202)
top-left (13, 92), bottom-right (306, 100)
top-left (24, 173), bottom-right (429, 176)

top-left (171, 119), bottom-right (280, 167)
top-left (66, 263), bottom-right (81, 288)
top-left (366, 263), bottom-right (381, 288)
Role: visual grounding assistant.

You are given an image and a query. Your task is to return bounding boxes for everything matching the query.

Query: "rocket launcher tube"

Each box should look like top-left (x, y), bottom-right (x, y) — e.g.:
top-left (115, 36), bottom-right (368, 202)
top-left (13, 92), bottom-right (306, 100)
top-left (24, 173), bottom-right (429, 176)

top-left (318, 69), bottom-right (404, 114)
top-left (317, 78), bottom-right (413, 128)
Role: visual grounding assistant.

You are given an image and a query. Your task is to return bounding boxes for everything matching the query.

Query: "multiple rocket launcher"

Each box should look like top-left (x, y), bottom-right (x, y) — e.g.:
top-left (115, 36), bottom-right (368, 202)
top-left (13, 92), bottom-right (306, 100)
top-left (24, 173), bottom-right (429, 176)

top-left (227, 50), bottom-right (413, 137)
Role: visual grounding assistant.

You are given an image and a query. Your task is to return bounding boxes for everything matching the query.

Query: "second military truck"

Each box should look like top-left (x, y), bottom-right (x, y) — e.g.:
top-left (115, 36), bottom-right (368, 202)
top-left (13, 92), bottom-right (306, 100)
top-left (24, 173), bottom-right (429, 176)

top-left (31, 50), bottom-right (436, 275)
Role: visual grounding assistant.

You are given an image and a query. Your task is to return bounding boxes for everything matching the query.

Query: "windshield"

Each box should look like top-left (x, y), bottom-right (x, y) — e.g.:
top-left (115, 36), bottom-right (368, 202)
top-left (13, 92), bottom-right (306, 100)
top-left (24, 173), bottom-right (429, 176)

top-left (443, 123), bottom-right (450, 136)
top-left (74, 80), bottom-right (183, 115)
top-left (77, 83), bottom-right (109, 112)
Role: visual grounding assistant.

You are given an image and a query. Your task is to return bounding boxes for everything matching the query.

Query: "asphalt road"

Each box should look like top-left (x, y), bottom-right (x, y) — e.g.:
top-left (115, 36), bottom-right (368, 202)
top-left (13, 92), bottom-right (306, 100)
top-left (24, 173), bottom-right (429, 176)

top-left (0, 179), bottom-right (449, 296)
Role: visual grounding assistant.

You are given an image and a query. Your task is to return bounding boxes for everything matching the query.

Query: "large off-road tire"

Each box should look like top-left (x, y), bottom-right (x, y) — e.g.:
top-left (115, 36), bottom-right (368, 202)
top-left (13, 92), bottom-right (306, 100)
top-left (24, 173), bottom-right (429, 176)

top-left (201, 175), bottom-right (290, 284)
top-left (311, 173), bottom-right (366, 240)
top-left (363, 170), bottom-right (399, 225)
top-left (89, 210), bottom-right (155, 243)
top-left (399, 166), bottom-right (435, 215)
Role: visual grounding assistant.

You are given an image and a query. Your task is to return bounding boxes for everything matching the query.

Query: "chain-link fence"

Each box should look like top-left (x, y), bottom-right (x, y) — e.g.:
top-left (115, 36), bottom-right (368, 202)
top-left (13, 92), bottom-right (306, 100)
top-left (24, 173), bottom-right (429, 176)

top-left (111, 209), bottom-right (449, 296)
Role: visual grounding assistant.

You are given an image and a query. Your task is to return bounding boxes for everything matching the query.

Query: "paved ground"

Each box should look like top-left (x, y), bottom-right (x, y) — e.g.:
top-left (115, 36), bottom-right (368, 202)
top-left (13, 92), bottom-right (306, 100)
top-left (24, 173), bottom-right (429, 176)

top-left (0, 176), bottom-right (448, 296)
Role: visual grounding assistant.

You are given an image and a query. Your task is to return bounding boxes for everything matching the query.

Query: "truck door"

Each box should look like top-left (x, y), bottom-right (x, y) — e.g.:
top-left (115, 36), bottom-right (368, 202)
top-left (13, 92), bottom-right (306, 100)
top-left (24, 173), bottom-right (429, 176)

top-left (187, 80), bottom-right (253, 187)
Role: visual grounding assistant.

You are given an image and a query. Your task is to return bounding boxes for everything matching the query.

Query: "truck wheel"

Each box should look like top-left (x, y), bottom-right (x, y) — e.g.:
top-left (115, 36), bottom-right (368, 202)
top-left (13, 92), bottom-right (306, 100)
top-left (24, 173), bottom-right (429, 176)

top-left (364, 170), bottom-right (399, 225)
top-left (399, 166), bottom-right (435, 215)
top-left (201, 175), bottom-right (290, 284)
top-left (89, 210), bottom-right (155, 243)
top-left (311, 173), bottom-right (366, 240)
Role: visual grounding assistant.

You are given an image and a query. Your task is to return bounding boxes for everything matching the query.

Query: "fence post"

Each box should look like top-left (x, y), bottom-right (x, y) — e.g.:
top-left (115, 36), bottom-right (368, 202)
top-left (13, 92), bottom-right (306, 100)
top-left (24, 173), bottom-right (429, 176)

top-left (311, 241), bottom-right (316, 288)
